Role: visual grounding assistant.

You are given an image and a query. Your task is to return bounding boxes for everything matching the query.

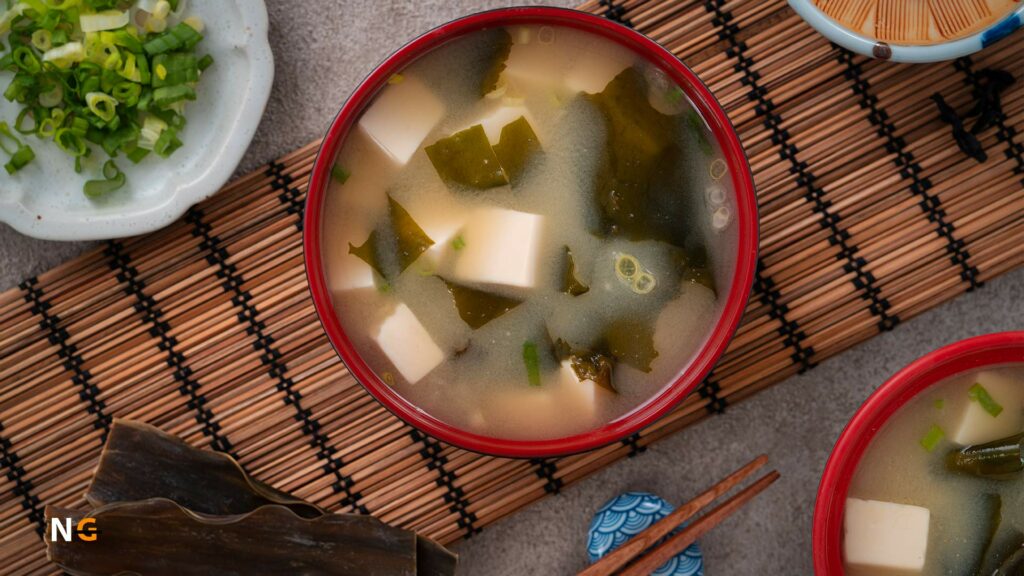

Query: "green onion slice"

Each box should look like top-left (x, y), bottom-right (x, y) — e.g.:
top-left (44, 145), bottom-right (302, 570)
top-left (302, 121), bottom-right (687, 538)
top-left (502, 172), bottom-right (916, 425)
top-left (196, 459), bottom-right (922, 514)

top-left (920, 424), bottom-right (944, 452)
top-left (84, 159), bottom-right (126, 198)
top-left (523, 341), bottom-right (541, 387)
top-left (969, 383), bottom-right (1004, 418)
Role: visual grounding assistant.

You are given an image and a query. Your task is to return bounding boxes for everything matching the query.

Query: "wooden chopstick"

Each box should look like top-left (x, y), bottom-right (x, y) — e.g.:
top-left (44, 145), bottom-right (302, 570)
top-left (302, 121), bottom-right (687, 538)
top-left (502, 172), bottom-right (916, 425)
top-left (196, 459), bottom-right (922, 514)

top-left (619, 470), bottom-right (780, 576)
top-left (577, 455), bottom-right (772, 576)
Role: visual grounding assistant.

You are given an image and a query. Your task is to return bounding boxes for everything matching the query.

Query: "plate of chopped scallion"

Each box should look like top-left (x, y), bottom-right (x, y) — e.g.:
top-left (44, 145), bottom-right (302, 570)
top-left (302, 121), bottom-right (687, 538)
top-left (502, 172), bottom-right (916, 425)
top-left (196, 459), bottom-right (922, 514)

top-left (0, 0), bottom-right (272, 240)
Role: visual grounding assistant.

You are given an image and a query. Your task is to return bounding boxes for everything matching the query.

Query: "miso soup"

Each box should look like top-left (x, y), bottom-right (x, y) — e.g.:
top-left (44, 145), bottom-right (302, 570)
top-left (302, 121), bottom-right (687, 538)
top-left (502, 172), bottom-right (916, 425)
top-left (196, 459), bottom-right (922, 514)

top-left (844, 367), bottom-right (1024, 575)
top-left (322, 24), bottom-right (737, 441)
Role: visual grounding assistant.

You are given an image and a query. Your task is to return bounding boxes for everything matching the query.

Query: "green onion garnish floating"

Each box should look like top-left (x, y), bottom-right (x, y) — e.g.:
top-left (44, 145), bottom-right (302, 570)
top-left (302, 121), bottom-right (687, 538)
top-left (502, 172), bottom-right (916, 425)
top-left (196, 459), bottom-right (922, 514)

top-left (0, 2), bottom-right (212, 196)
top-left (522, 341), bottom-right (541, 387)
top-left (920, 424), bottom-right (944, 452)
top-left (969, 383), bottom-right (1004, 417)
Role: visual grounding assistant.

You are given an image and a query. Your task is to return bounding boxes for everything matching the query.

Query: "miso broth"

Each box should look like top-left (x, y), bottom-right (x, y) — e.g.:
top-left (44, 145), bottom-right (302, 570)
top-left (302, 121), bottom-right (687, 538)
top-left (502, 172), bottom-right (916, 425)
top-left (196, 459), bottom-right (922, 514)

top-left (322, 24), bottom-right (737, 441)
top-left (845, 367), bottom-right (1024, 575)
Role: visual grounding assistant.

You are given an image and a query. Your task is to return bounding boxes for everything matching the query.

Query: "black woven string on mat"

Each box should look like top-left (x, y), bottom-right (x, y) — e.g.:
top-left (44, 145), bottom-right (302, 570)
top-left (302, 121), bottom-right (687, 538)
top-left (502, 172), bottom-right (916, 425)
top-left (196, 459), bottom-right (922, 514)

top-left (408, 428), bottom-right (480, 536)
top-left (835, 50), bottom-right (985, 292)
top-left (185, 206), bottom-right (368, 514)
top-left (267, 161), bottom-right (305, 231)
top-left (531, 458), bottom-right (563, 494)
top-left (703, 0), bottom-right (820, 370)
top-left (19, 277), bottom-right (112, 439)
top-left (0, 426), bottom-right (45, 536)
top-left (598, 0), bottom-right (632, 27)
top-left (105, 240), bottom-right (237, 457)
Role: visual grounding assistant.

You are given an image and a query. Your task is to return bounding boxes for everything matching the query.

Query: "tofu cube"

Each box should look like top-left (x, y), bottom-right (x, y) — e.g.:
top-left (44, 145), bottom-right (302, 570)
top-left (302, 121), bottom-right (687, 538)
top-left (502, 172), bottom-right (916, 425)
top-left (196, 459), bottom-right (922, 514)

top-left (559, 360), bottom-right (612, 418)
top-left (358, 77), bottom-right (444, 165)
top-left (952, 371), bottom-right (1023, 446)
top-left (564, 49), bottom-right (634, 95)
top-left (844, 498), bottom-right (930, 573)
top-left (373, 303), bottom-right (445, 384)
top-left (451, 208), bottom-right (544, 289)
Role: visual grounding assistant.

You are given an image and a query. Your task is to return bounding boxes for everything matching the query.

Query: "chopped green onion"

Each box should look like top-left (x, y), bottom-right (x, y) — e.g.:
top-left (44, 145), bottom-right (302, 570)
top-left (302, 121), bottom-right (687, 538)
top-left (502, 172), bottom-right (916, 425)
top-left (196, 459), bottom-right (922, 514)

top-left (13, 46), bottom-right (41, 73)
top-left (451, 235), bottom-right (466, 250)
top-left (55, 128), bottom-right (87, 156)
top-left (920, 424), bottom-right (945, 452)
top-left (632, 272), bottom-right (657, 294)
top-left (79, 10), bottom-right (129, 33)
top-left (5, 143), bottom-right (34, 174)
top-left (143, 22), bottom-right (202, 55)
top-left (615, 254), bottom-right (639, 280)
top-left (86, 91), bottom-right (118, 122)
top-left (0, 0), bottom-right (210, 195)
top-left (83, 159), bottom-right (125, 197)
top-left (933, 398), bottom-right (945, 410)
top-left (0, 122), bottom-right (34, 174)
top-left (388, 73), bottom-right (404, 85)
top-left (30, 29), bottom-right (51, 52)
top-left (969, 383), bottom-right (1004, 417)
top-left (41, 41), bottom-right (85, 66)
top-left (152, 84), bottom-right (195, 107)
top-left (522, 341), bottom-right (541, 387)
top-left (330, 165), bottom-right (349, 184)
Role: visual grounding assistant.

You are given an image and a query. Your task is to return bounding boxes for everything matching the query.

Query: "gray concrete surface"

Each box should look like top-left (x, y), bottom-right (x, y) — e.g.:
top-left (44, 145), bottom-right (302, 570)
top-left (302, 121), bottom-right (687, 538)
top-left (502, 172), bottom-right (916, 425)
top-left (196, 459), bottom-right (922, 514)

top-left (2, 2), bottom-right (1023, 574)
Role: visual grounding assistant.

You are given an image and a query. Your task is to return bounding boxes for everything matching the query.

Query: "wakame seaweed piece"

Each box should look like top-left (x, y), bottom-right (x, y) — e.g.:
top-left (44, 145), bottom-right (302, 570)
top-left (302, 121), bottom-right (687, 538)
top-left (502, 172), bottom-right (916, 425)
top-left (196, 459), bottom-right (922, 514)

top-left (480, 28), bottom-right (513, 97)
top-left (45, 500), bottom-right (417, 576)
top-left (425, 124), bottom-right (509, 189)
top-left (388, 194), bottom-right (435, 272)
top-left (969, 494), bottom-right (1003, 576)
top-left (492, 115), bottom-right (541, 184)
top-left (604, 318), bottom-right (659, 373)
top-left (981, 530), bottom-right (1024, 576)
top-left (946, 432), bottom-right (1024, 479)
top-left (85, 420), bottom-right (323, 518)
top-left (562, 246), bottom-right (590, 296)
top-left (442, 279), bottom-right (523, 329)
top-left (554, 338), bottom-right (616, 393)
top-left (86, 420), bottom-right (458, 576)
top-left (681, 243), bottom-right (716, 294)
top-left (350, 195), bottom-right (436, 277)
top-left (585, 67), bottom-right (692, 247)
top-left (995, 545), bottom-right (1024, 576)
top-left (349, 228), bottom-right (387, 278)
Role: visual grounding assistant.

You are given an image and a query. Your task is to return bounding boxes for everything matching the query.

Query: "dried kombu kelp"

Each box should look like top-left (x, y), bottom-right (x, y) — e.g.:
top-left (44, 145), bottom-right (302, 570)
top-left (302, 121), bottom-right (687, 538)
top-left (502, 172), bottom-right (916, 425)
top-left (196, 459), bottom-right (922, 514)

top-left (442, 279), bottom-right (522, 329)
top-left (480, 28), bottom-right (513, 97)
top-left (85, 419), bottom-right (323, 518)
top-left (604, 318), bottom-right (659, 373)
top-left (585, 67), bottom-right (691, 248)
top-left (554, 338), bottom-right (616, 393)
top-left (425, 124), bottom-right (508, 189)
top-left (492, 116), bottom-right (541, 184)
top-left (561, 246), bottom-right (589, 296)
top-left (46, 500), bottom-right (417, 576)
top-left (85, 420), bottom-right (458, 576)
top-left (350, 194), bottom-right (435, 277)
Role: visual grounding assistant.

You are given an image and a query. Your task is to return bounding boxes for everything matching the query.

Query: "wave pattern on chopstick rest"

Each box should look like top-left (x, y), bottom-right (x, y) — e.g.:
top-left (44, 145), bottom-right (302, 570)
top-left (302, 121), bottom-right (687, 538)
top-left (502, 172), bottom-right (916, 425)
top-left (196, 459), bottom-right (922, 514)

top-left (1, 1), bottom-right (1024, 573)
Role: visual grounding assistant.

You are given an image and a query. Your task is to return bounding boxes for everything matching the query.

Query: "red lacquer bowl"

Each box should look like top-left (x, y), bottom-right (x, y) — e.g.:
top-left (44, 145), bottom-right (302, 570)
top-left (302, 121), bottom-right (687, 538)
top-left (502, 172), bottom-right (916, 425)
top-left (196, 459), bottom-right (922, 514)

top-left (813, 331), bottom-right (1024, 574)
top-left (303, 7), bottom-right (759, 457)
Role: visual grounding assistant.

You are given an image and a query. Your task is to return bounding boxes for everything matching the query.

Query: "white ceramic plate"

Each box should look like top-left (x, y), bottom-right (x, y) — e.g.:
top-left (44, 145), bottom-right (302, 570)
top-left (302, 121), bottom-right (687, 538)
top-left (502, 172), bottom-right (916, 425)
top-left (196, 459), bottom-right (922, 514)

top-left (0, 0), bottom-right (273, 240)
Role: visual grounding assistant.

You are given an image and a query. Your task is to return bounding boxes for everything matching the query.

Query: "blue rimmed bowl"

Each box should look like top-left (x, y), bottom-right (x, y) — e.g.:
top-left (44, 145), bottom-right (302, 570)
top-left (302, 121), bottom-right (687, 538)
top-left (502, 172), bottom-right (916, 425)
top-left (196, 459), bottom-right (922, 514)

top-left (789, 0), bottom-right (1023, 63)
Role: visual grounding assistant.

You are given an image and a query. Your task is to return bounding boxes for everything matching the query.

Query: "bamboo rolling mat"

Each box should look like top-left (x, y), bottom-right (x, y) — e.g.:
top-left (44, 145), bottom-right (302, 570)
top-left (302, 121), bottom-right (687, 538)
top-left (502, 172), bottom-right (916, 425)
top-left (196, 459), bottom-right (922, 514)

top-left (2, 0), bottom-right (1024, 572)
